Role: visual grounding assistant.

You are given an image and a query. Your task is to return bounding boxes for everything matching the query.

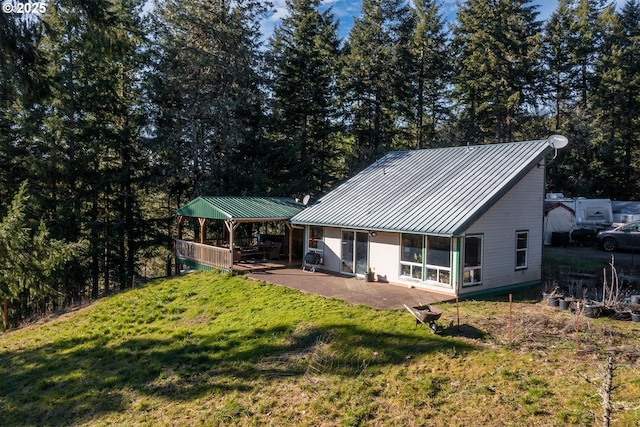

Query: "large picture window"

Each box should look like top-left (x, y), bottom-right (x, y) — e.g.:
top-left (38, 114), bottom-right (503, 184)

top-left (516, 231), bottom-right (528, 269)
top-left (400, 234), bottom-right (451, 285)
top-left (426, 236), bottom-right (451, 284)
top-left (463, 235), bottom-right (482, 286)
top-left (400, 234), bottom-right (423, 279)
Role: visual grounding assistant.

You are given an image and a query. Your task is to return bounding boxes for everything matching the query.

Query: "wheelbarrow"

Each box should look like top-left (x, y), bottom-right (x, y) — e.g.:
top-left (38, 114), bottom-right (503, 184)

top-left (404, 304), bottom-right (443, 333)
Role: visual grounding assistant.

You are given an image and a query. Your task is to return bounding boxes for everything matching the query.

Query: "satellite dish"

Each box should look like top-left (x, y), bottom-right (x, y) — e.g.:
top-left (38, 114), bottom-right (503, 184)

top-left (547, 134), bottom-right (569, 149)
top-left (302, 194), bottom-right (310, 206)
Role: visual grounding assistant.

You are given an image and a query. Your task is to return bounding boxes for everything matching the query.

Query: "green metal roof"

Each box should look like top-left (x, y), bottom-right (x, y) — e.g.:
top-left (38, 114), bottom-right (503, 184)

top-left (292, 140), bottom-right (552, 236)
top-left (175, 196), bottom-right (304, 221)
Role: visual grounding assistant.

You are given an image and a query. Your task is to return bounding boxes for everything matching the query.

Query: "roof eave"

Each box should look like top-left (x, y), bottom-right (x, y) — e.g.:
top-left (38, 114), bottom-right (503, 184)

top-left (232, 217), bottom-right (294, 222)
top-left (290, 220), bottom-right (456, 237)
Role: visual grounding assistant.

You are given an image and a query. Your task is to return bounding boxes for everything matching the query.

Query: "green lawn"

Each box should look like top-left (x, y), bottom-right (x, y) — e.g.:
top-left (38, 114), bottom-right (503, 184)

top-left (1, 271), bottom-right (639, 426)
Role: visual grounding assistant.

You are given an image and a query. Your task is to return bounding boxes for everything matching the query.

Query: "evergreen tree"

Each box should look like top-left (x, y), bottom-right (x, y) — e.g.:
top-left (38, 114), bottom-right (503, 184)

top-left (148, 0), bottom-right (268, 202)
top-left (0, 13), bottom-right (39, 206)
top-left (0, 182), bottom-right (84, 329)
top-left (544, 0), bottom-right (607, 196)
top-left (543, 0), bottom-right (576, 131)
top-left (409, 0), bottom-right (451, 149)
top-left (10, 0), bottom-right (148, 297)
top-left (451, 0), bottom-right (543, 144)
top-left (340, 0), bottom-right (416, 167)
top-left (266, 0), bottom-right (344, 196)
top-left (590, 1), bottom-right (640, 199)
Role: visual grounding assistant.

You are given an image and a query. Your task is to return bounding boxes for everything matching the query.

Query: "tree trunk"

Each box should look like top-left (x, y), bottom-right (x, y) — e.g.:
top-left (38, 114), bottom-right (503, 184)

top-left (3, 298), bottom-right (7, 331)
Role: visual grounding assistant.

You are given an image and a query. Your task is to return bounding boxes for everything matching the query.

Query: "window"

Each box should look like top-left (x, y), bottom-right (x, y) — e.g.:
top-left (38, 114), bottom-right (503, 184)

top-left (463, 235), bottom-right (482, 286)
top-left (400, 234), bottom-right (451, 285)
top-left (516, 231), bottom-right (528, 269)
top-left (426, 236), bottom-right (451, 284)
top-left (400, 234), bottom-right (423, 279)
top-left (308, 226), bottom-right (324, 262)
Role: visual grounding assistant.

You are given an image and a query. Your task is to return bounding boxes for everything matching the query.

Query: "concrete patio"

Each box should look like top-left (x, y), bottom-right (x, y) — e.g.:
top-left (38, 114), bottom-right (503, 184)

top-left (247, 268), bottom-right (454, 310)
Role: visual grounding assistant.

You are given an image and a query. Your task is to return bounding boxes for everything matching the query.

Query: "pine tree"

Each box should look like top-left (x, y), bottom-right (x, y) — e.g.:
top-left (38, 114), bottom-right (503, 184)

top-left (544, 0), bottom-right (607, 196)
top-left (409, 0), bottom-right (451, 149)
top-left (451, 0), bottom-right (543, 144)
top-left (543, 0), bottom-right (576, 131)
top-left (590, 1), bottom-right (640, 199)
top-left (266, 0), bottom-right (344, 196)
top-left (0, 182), bottom-right (84, 329)
top-left (0, 13), bottom-right (40, 206)
top-left (14, 0), bottom-right (148, 297)
top-left (340, 0), bottom-right (416, 167)
top-left (148, 0), bottom-right (268, 201)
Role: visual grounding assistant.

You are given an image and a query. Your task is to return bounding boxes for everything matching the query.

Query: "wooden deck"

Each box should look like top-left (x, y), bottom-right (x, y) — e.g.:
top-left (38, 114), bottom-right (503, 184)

top-left (232, 260), bottom-right (291, 272)
top-left (176, 239), bottom-right (298, 273)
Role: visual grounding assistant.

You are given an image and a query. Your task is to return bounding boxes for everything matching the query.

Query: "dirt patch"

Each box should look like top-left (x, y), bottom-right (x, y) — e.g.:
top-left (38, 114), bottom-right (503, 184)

top-left (439, 300), bottom-right (640, 365)
top-left (544, 245), bottom-right (640, 304)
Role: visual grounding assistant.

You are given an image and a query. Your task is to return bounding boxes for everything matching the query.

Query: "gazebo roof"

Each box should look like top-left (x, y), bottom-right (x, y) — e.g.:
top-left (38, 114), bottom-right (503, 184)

top-left (175, 196), bottom-right (305, 222)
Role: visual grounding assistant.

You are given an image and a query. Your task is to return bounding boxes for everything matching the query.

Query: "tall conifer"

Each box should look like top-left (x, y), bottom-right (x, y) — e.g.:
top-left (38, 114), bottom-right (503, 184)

top-left (340, 0), bottom-right (416, 167)
top-left (148, 0), bottom-right (268, 200)
top-left (409, 0), bottom-right (450, 149)
top-left (266, 0), bottom-right (344, 196)
top-left (452, 0), bottom-right (543, 143)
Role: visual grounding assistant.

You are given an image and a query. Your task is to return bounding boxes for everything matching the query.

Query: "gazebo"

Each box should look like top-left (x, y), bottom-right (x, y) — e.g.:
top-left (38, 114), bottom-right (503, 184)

top-left (175, 196), bottom-right (305, 271)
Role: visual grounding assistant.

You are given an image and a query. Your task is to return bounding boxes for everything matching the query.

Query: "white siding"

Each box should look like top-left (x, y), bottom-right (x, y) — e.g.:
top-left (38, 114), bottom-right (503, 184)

top-left (369, 232), bottom-right (400, 283)
top-left (322, 227), bottom-right (342, 273)
top-left (463, 164), bottom-right (545, 294)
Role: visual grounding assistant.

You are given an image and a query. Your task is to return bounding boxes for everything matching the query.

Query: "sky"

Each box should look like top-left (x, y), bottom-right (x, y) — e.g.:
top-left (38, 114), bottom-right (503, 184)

top-left (260, 0), bottom-right (627, 42)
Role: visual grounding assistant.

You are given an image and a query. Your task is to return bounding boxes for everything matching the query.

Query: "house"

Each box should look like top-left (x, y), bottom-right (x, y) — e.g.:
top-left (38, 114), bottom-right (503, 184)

top-left (291, 139), bottom-right (560, 298)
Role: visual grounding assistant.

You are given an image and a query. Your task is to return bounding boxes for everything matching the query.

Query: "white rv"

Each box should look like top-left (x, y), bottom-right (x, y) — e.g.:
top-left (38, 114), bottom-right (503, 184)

top-left (546, 194), bottom-right (613, 230)
top-left (544, 194), bottom-right (613, 245)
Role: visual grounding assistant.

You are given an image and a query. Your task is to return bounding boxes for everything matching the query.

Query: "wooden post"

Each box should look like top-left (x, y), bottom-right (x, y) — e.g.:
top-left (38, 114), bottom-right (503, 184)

top-left (176, 215), bottom-right (184, 240)
top-left (225, 220), bottom-right (234, 270)
top-left (574, 301), bottom-right (580, 354)
top-left (286, 223), bottom-right (293, 264)
top-left (198, 218), bottom-right (206, 244)
top-left (456, 294), bottom-right (460, 331)
top-left (3, 298), bottom-right (7, 331)
top-left (174, 216), bottom-right (184, 274)
top-left (509, 294), bottom-right (513, 345)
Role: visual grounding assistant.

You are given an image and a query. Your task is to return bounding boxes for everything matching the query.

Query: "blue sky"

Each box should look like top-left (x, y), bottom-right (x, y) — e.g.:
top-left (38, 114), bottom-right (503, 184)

top-left (260, 0), bottom-right (627, 42)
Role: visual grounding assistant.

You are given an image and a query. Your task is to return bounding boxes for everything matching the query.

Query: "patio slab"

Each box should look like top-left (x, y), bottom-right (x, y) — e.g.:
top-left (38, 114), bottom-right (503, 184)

top-left (247, 268), bottom-right (454, 310)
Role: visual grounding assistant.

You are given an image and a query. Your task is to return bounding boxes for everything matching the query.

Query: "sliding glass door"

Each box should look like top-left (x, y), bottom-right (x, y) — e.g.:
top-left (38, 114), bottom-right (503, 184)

top-left (341, 231), bottom-right (369, 276)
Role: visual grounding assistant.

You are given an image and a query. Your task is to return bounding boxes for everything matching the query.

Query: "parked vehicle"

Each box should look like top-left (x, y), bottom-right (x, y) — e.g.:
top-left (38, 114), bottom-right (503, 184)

top-left (596, 222), bottom-right (640, 252)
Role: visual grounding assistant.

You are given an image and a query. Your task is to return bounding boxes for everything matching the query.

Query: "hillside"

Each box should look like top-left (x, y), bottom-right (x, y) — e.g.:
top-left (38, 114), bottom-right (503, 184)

top-left (1, 271), bottom-right (639, 426)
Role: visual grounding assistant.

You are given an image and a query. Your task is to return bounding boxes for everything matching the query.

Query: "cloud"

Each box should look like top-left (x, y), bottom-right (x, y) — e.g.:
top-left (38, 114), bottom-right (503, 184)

top-left (263, 0), bottom-right (289, 23)
top-left (260, 0), bottom-right (630, 44)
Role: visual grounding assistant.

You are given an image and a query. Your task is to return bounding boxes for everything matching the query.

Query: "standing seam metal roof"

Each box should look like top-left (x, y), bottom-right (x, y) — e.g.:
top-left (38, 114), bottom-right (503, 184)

top-left (175, 196), bottom-right (304, 221)
top-left (291, 140), bottom-right (551, 235)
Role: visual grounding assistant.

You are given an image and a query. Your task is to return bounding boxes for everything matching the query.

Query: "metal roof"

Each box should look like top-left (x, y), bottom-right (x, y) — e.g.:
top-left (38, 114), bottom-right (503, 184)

top-left (291, 140), bottom-right (551, 236)
top-left (175, 196), bottom-right (304, 221)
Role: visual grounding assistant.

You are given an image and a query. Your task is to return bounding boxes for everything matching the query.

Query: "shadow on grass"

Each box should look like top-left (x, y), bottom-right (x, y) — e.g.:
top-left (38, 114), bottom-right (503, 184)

top-left (439, 322), bottom-right (490, 340)
top-left (0, 321), bottom-right (479, 425)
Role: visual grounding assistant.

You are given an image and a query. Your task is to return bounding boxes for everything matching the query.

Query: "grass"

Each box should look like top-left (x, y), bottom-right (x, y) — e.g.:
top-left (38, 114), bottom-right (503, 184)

top-left (1, 270), bottom-right (639, 426)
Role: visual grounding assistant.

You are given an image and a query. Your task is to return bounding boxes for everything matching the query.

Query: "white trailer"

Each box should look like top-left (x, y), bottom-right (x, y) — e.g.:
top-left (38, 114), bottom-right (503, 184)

top-left (544, 194), bottom-right (613, 245)
top-left (566, 198), bottom-right (613, 230)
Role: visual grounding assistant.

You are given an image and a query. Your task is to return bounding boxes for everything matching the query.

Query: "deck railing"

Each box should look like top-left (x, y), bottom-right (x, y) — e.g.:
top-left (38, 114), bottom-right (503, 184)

top-left (175, 239), bottom-right (232, 270)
